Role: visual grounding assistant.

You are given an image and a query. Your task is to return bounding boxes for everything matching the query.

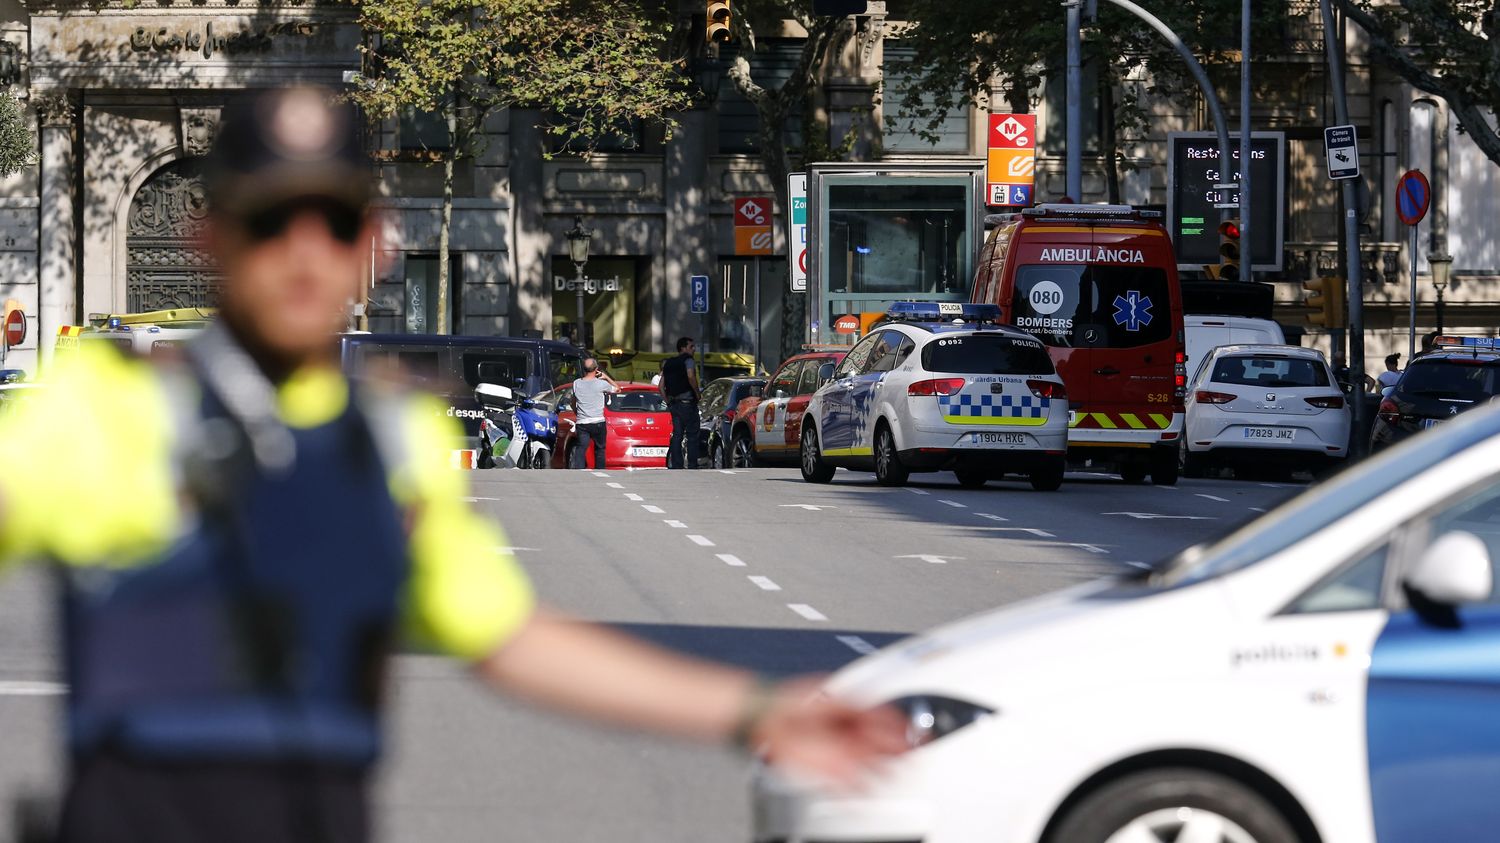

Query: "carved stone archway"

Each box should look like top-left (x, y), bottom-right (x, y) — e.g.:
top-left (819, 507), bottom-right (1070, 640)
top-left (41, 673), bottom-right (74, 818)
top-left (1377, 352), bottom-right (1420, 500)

top-left (125, 158), bottom-right (221, 312)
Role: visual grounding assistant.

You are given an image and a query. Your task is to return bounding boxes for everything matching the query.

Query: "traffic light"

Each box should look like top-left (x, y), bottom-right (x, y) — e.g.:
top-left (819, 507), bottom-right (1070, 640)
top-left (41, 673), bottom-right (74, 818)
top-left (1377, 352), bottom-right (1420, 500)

top-left (706, 0), bottom-right (732, 43)
top-left (1303, 275), bottom-right (1346, 329)
top-left (1217, 218), bottom-right (1241, 282)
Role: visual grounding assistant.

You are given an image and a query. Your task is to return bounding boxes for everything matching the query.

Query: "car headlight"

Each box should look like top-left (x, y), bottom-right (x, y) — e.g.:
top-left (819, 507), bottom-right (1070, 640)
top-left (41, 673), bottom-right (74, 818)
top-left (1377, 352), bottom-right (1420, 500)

top-left (888, 695), bottom-right (994, 748)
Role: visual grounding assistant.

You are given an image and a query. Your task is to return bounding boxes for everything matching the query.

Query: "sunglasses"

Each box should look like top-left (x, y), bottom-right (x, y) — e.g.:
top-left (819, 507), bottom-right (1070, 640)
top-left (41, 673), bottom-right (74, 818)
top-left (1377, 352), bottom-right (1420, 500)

top-left (241, 198), bottom-right (365, 245)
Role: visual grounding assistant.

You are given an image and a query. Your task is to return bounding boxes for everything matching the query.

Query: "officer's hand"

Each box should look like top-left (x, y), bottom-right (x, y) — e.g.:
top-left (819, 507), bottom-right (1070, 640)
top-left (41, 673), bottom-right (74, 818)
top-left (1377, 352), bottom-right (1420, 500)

top-left (749, 677), bottom-right (908, 787)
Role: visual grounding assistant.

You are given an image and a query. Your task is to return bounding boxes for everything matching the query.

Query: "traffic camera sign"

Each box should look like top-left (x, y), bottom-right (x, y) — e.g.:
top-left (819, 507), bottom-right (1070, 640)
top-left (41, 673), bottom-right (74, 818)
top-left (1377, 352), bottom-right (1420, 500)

top-left (1323, 125), bottom-right (1359, 180)
top-left (1396, 170), bottom-right (1430, 226)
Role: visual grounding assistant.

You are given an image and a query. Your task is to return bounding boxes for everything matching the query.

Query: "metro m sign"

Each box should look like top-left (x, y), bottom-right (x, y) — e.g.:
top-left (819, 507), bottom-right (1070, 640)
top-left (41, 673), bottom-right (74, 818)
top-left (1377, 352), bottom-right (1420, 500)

top-left (989, 114), bottom-right (1035, 149)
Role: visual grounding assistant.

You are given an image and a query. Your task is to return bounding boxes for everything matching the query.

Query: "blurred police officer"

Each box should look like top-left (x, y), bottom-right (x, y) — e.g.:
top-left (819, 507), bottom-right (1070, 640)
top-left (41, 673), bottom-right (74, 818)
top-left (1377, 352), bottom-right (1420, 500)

top-left (0, 88), bottom-right (902, 843)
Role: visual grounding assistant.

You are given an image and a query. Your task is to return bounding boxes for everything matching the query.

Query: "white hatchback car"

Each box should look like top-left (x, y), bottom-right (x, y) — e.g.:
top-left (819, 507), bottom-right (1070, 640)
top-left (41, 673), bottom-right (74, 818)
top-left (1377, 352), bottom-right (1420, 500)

top-left (799, 303), bottom-right (1070, 490)
top-left (756, 403), bottom-right (1500, 843)
top-left (1182, 344), bottom-right (1349, 479)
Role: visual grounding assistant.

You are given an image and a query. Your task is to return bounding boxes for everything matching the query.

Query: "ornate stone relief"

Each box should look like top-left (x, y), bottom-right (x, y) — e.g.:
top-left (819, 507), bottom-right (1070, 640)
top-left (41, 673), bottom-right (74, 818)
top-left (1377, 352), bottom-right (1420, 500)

top-left (178, 106), bottom-right (220, 156)
top-left (0, 40), bottom-right (21, 88)
top-left (33, 92), bottom-right (76, 128)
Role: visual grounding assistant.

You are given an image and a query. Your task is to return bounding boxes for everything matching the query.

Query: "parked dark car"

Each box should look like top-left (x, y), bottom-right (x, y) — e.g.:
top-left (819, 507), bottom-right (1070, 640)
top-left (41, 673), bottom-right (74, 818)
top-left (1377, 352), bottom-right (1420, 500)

top-left (1371, 346), bottom-right (1500, 452)
top-left (698, 376), bottom-right (767, 468)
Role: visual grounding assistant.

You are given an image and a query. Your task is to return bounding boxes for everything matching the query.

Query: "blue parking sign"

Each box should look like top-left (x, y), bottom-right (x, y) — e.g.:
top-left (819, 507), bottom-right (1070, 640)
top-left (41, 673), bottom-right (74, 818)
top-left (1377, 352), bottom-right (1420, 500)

top-left (690, 275), bottom-right (710, 315)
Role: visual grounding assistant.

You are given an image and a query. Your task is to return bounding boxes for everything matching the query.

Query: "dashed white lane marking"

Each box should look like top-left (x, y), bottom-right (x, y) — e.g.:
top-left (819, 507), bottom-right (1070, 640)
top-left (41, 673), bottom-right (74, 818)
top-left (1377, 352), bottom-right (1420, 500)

top-left (0, 681), bottom-right (66, 696)
top-left (592, 472), bottom-right (610, 478)
top-left (462, 496), bottom-right (503, 502)
top-left (1063, 543), bottom-right (1110, 554)
top-left (605, 482), bottom-right (624, 489)
top-left (938, 499), bottom-right (967, 508)
top-left (748, 576), bottom-right (782, 591)
top-left (906, 488), bottom-right (931, 496)
top-left (1196, 494), bottom-right (1230, 502)
top-left (836, 635), bottom-right (878, 656)
top-left (992, 527), bottom-right (1056, 538)
top-left (895, 554), bottom-right (960, 565)
top-left (778, 504), bottom-right (836, 511)
top-left (1104, 512), bottom-right (1215, 520)
top-left (719, 470), bottom-right (738, 475)
top-left (717, 554), bottom-right (747, 567)
top-left (1249, 507), bottom-right (1268, 512)
top-left (624, 493), bottom-right (645, 502)
top-left (495, 546), bottom-right (540, 553)
top-left (664, 519), bottom-right (688, 529)
top-left (788, 603), bottom-right (828, 622)
top-left (976, 513), bottom-right (1009, 521)
top-left (642, 505), bottom-right (665, 514)
top-left (687, 535), bottom-right (716, 547)
top-left (1126, 561), bottom-right (1153, 570)
top-left (1259, 482), bottom-right (1289, 488)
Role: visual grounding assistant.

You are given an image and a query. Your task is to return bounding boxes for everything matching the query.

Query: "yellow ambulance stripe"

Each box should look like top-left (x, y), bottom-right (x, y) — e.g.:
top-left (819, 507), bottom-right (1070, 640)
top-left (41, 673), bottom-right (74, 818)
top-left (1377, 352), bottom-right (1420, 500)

top-left (1092, 414), bottom-right (1118, 429)
top-left (1149, 413), bottom-right (1171, 428)
top-left (1121, 414), bottom-right (1147, 430)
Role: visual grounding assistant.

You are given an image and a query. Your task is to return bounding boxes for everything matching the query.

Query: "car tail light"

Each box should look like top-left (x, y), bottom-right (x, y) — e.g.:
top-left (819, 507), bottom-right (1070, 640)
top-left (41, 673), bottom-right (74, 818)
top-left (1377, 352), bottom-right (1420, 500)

top-left (1194, 390), bottom-right (1235, 404)
top-left (1026, 379), bottom-right (1066, 399)
top-left (1304, 395), bottom-right (1345, 409)
top-left (909, 378), bottom-right (965, 396)
top-left (1378, 398), bottom-right (1400, 425)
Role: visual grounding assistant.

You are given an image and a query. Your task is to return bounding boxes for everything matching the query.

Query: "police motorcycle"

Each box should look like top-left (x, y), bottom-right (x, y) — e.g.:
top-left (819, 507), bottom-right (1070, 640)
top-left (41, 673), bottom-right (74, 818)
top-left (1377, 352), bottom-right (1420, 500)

top-left (475, 383), bottom-right (554, 469)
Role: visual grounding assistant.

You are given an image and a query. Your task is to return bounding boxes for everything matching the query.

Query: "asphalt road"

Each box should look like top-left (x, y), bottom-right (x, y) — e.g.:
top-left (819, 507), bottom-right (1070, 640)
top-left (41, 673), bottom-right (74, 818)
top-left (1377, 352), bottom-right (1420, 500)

top-left (0, 467), bottom-right (1302, 842)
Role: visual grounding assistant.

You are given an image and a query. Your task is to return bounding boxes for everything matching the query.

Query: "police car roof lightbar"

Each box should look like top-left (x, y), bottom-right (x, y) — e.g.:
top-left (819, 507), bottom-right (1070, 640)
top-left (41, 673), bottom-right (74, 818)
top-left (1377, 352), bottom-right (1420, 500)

top-left (1432, 336), bottom-right (1500, 351)
top-left (886, 302), bottom-right (1002, 323)
top-left (1021, 204), bottom-right (1163, 220)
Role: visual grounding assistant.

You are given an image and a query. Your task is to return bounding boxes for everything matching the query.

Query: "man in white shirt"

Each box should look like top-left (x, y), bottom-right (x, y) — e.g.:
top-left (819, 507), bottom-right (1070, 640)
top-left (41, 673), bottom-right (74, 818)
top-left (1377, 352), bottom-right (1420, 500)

top-left (571, 358), bottom-right (620, 468)
top-left (1377, 353), bottom-right (1403, 390)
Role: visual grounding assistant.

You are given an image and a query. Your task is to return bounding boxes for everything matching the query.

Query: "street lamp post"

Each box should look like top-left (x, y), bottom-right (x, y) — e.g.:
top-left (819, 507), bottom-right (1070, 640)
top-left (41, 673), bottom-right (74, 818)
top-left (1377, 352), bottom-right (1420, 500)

top-left (565, 216), bottom-right (593, 350)
top-left (1430, 252), bottom-right (1453, 335)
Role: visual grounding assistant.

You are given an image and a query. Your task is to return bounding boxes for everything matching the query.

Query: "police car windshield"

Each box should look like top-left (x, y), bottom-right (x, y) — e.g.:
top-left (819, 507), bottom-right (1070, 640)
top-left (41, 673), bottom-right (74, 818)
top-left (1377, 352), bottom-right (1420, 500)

top-left (1155, 404), bottom-right (1500, 588)
top-left (1012, 265), bottom-right (1172, 348)
top-left (922, 334), bottom-right (1053, 375)
top-left (1401, 359), bottom-right (1499, 401)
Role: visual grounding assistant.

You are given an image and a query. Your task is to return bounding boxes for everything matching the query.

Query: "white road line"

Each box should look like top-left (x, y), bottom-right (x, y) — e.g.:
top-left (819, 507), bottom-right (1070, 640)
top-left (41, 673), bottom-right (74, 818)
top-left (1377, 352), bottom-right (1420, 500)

top-left (1064, 543), bottom-right (1110, 554)
top-left (664, 520), bottom-right (688, 529)
top-left (895, 554), bottom-right (960, 564)
top-left (1126, 561), bottom-right (1153, 570)
top-left (717, 554), bottom-right (747, 567)
top-left (788, 603), bottom-right (828, 622)
top-left (1249, 507), bottom-right (1268, 512)
top-left (642, 505), bottom-right (665, 514)
top-left (778, 504), bottom-right (836, 511)
top-left (719, 470), bottom-right (738, 475)
top-left (748, 576), bottom-right (782, 591)
top-left (624, 493), bottom-right (644, 502)
top-left (1259, 483), bottom-right (1289, 488)
top-left (836, 635), bottom-right (878, 656)
top-left (461, 496), bottom-right (504, 502)
top-left (1196, 494), bottom-right (1230, 502)
top-left (906, 488), bottom-right (931, 496)
top-left (687, 535), bottom-right (716, 547)
top-left (1104, 512), bottom-right (1215, 520)
top-left (975, 513), bottom-right (1009, 521)
top-left (992, 527), bottom-right (1056, 538)
top-left (605, 482), bottom-right (624, 489)
top-left (495, 546), bottom-right (540, 553)
top-left (592, 471), bottom-right (610, 478)
top-left (0, 681), bottom-right (66, 696)
top-left (938, 499), bottom-right (967, 508)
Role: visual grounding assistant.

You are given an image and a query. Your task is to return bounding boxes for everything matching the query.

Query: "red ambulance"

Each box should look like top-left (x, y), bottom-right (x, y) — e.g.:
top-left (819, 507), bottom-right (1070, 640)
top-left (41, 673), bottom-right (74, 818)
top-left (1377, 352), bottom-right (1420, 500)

top-left (971, 204), bottom-right (1186, 484)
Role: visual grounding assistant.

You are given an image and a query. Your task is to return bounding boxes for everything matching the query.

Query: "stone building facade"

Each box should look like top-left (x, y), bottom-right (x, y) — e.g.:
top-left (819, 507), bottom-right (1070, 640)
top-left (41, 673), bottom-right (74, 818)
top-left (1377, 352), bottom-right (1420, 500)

top-left (0, 0), bottom-right (1494, 375)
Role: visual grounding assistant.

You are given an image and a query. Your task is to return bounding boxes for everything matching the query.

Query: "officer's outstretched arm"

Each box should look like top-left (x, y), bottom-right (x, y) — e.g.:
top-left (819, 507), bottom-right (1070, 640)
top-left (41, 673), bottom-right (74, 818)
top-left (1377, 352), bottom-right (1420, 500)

top-left (477, 610), bottom-right (908, 786)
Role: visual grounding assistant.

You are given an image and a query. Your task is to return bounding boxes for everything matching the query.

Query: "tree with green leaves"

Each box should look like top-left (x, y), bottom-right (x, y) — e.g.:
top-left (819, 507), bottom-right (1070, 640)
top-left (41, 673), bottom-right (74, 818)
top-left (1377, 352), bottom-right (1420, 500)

top-left (886, 0), bottom-right (1288, 201)
top-left (349, 0), bottom-right (692, 334)
top-left (0, 92), bottom-right (36, 179)
top-left (1338, 0), bottom-right (1499, 168)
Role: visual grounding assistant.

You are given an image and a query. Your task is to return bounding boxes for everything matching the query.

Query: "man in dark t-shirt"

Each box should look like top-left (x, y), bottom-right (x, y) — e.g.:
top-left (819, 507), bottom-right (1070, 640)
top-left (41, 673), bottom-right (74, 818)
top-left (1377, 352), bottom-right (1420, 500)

top-left (660, 337), bottom-right (700, 469)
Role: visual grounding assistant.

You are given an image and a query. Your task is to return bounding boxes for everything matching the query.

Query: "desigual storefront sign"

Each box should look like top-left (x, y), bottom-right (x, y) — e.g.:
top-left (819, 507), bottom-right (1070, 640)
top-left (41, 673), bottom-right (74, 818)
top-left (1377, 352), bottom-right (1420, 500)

top-left (551, 257), bottom-right (638, 350)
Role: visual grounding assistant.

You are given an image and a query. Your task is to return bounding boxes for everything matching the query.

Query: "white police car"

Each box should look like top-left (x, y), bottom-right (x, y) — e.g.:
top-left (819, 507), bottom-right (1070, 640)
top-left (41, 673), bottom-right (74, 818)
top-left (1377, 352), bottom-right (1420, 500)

top-left (799, 303), bottom-right (1070, 490)
top-left (757, 401), bottom-right (1500, 843)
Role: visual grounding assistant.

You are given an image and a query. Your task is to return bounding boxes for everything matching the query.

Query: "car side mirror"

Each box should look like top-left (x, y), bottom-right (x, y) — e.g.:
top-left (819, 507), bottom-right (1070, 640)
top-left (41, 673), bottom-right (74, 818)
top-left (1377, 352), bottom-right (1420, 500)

top-left (475, 382), bottom-right (514, 407)
top-left (1406, 531), bottom-right (1494, 607)
top-left (818, 362), bottom-right (835, 384)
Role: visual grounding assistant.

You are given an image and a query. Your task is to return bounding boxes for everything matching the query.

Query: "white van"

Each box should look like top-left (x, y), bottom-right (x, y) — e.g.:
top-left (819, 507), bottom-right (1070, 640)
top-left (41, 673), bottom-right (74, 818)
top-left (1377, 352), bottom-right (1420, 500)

top-left (1184, 315), bottom-right (1285, 381)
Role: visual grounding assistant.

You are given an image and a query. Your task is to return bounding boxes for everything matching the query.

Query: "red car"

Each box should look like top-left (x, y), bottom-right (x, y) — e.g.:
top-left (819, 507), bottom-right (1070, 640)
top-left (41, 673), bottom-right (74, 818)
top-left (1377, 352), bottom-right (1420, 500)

top-left (728, 350), bottom-right (846, 467)
top-left (550, 382), bottom-right (673, 469)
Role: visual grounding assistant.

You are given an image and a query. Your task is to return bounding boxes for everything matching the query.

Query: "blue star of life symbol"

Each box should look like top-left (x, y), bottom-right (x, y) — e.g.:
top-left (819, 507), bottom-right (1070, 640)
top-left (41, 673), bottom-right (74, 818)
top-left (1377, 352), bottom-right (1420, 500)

top-left (1112, 291), bottom-right (1154, 331)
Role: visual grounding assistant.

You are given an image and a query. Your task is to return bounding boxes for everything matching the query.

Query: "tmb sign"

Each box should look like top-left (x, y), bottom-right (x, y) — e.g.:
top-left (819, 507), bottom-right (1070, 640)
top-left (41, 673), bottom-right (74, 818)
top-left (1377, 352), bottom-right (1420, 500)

top-left (986, 113), bottom-right (1036, 208)
top-left (734, 196), bottom-right (774, 256)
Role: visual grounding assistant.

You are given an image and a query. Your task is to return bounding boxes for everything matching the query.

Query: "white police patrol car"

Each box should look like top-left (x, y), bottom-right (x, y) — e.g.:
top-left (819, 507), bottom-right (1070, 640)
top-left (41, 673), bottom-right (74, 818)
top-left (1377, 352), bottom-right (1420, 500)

top-left (799, 303), bottom-right (1069, 490)
top-left (757, 401), bottom-right (1500, 843)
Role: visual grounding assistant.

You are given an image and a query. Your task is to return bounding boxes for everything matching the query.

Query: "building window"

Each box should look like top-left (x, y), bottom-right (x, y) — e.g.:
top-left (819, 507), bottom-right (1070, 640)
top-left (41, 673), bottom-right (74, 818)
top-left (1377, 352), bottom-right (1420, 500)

top-left (400, 95), bottom-right (454, 153)
top-left (881, 44), bottom-right (970, 154)
top-left (550, 115), bottom-right (643, 154)
top-left (404, 254), bottom-right (462, 334)
top-left (713, 258), bottom-right (784, 369)
top-left (717, 40), bottom-right (805, 154)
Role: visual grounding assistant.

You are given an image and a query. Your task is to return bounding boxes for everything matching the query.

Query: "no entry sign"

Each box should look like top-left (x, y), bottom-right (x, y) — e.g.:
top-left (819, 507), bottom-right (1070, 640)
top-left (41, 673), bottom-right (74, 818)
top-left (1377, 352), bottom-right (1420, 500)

top-left (1396, 170), bottom-right (1431, 227)
top-left (3, 307), bottom-right (24, 348)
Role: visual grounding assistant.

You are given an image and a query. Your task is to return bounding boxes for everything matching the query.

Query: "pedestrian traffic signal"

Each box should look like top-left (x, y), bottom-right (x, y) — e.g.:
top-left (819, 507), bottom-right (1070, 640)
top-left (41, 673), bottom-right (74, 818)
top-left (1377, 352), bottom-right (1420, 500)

top-left (706, 0), bottom-right (732, 42)
top-left (1303, 275), bottom-right (1346, 329)
top-left (1217, 218), bottom-right (1241, 282)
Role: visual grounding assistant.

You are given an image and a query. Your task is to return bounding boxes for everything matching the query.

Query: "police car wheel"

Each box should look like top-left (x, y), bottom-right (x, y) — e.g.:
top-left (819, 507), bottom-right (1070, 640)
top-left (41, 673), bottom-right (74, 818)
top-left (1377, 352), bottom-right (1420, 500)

top-left (873, 425), bottom-right (908, 487)
top-left (954, 467), bottom-right (988, 488)
top-left (1029, 458), bottom-right (1064, 492)
top-left (1048, 768), bottom-right (1297, 843)
top-left (800, 426), bottom-right (835, 484)
top-left (732, 430), bottom-right (757, 468)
